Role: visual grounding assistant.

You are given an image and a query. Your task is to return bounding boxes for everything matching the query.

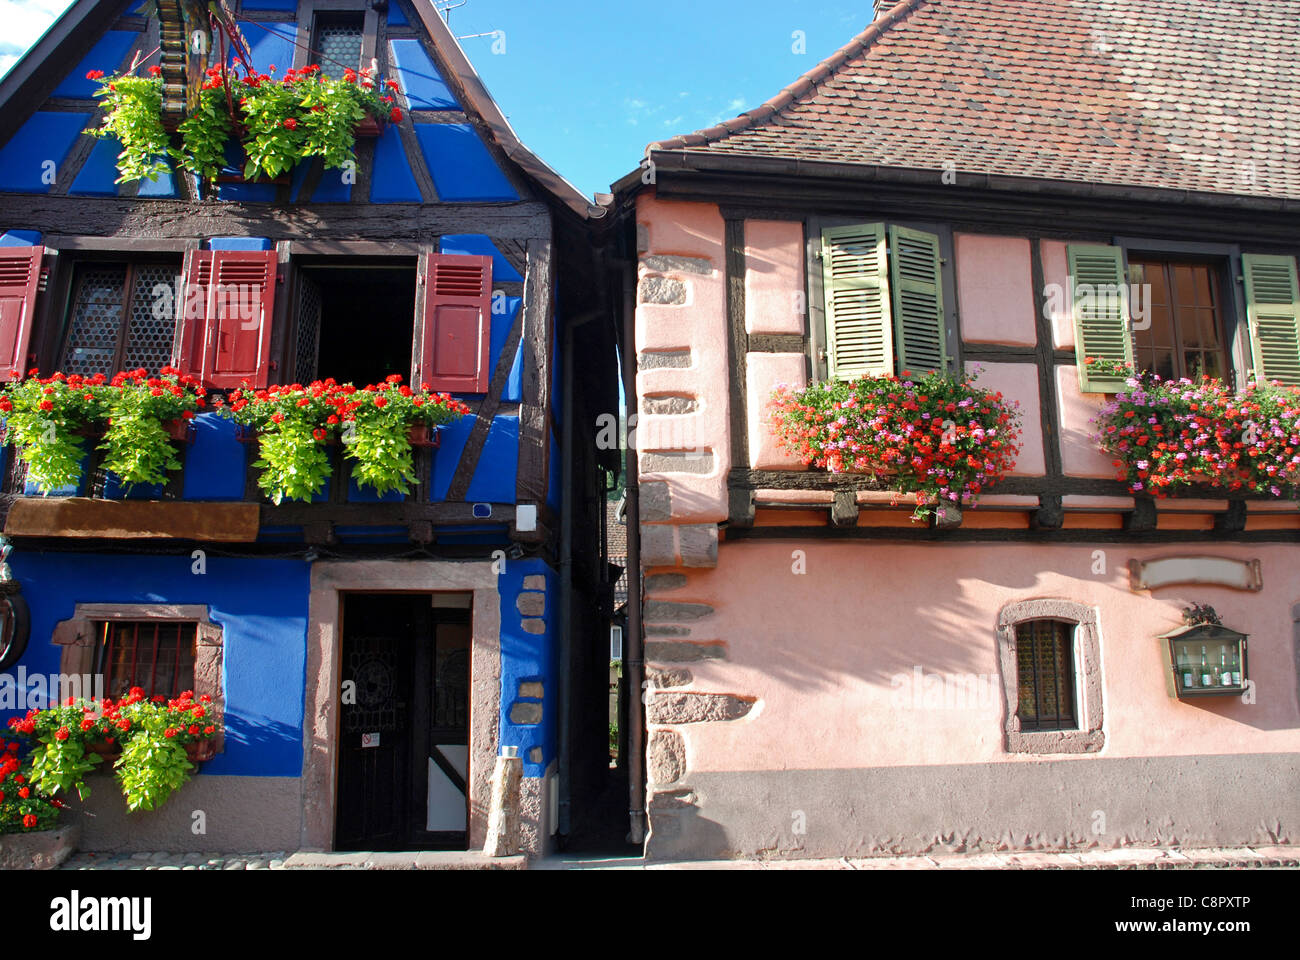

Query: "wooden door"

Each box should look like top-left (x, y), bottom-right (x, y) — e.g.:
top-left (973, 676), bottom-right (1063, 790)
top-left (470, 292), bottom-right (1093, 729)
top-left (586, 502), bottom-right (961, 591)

top-left (335, 594), bottom-right (470, 851)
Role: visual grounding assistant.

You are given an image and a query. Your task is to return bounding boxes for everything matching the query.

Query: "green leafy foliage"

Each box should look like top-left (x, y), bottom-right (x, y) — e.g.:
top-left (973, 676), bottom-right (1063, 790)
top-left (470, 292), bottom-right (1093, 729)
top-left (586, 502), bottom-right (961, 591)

top-left (87, 61), bottom-right (400, 185)
top-left (0, 372), bottom-right (109, 493)
top-left (220, 376), bottom-right (469, 503)
top-left (175, 84), bottom-right (234, 181)
top-left (253, 421), bottom-right (334, 505)
top-left (0, 736), bottom-right (63, 834)
top-left (115, 731), bottom-right (194, 813)
top-left (98, 369), bottom-right (205, 490)
top-left (7, 689), bottom-right (221, 815)
top-left (84, 69), bottom-right (171, 183)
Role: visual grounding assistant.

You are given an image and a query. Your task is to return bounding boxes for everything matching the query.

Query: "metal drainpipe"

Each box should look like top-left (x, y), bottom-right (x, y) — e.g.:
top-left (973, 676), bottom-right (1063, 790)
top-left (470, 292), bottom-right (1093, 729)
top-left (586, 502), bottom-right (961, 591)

top-left (621, 260), bottom-right (646, 845)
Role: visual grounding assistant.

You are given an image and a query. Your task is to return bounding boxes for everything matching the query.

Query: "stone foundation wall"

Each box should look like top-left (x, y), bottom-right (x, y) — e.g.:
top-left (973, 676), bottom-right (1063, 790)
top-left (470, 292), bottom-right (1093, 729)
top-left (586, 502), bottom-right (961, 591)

top-left (70, 775), bottom-right (302, 853)
top-left (646, 754), bottom-right (1300, 860)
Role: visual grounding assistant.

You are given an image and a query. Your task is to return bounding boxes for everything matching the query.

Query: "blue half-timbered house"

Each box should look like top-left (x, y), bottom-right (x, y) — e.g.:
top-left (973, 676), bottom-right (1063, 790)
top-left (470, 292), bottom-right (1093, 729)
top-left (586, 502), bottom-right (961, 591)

top-left (0, 0), bottom-right (619, 857)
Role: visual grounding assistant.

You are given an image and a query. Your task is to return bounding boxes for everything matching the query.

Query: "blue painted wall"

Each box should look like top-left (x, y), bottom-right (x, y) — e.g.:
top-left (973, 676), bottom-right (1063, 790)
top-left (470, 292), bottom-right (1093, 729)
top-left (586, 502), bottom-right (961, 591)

top-left (388, 39), bottom-right (459, 110)
top-left (0, 553), bottom-right (310, 778)
top-left (369, 124), bottom-right (422, 202)
top-left (415, 124), bottom-right (519, 202)
top-left (0, 112), bottom-right (89, 193)
top-left (52, 31), bottom-right (138, 99)
top-left (429, 414), bottom-right (518, 504)
top-left (496, 558), bottom-right (557, 777)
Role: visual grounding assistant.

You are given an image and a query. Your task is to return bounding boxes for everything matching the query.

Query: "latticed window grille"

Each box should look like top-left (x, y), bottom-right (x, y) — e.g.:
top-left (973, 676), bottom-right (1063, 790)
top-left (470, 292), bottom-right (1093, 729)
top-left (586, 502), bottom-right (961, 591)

top-left (93, 620), bottom-right (198, 700)
top-left (1014, 619), bottom-right (1078, 731)
top-left (294, 274), bottom-right (322, 384)
top-left (62, 263), bottom-right (181, 377)
top-left (316, 18), bottom-right (364, 80)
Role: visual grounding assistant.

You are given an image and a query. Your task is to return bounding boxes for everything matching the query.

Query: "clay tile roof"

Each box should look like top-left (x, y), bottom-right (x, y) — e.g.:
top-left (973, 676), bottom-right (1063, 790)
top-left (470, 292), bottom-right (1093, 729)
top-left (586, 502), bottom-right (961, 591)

top-left (648, 0), bottom-right (1300, 201)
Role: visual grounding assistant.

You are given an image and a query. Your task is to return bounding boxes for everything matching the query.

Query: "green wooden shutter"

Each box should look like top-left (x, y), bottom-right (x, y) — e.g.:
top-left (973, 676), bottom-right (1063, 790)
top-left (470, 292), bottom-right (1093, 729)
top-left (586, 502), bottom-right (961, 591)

top-left (1067, 244), bottom-right (1133, 392)
top-left (821, 223), bottom-right (893, 380)
top-left (888, 226), bottom-right (947, 374)
top-left (1242, 253), bottom-right (1300, 387)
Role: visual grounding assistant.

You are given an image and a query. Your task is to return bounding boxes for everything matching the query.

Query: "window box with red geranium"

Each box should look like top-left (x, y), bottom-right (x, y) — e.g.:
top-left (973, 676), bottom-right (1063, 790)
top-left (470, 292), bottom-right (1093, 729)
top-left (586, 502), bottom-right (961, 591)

top-left (217, 376), bottom-right (468, 504)
top-left (1092, 372), bottom-right (1300, 499)
top-left (1, 368), bottom-right (205, 495)
top-left (768, 369), bottom-right (1023, 522)
top-left (7, 688), bottom-right (224, 813)
top-left (86, 60), bottom-right (403, 187)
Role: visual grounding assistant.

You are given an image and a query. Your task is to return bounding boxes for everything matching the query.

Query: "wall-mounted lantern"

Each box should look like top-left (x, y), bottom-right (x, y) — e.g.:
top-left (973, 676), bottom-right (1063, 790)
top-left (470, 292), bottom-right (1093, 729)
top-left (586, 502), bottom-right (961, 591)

top-left (1160, 606), bottom-right (1248, 699)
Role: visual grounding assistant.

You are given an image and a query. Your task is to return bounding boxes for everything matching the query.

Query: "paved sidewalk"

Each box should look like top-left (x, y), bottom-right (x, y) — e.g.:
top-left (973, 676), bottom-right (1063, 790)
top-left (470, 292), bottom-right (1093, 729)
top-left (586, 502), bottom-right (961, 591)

top-left (61, 850), bottom-right (291, 870)
top-left (537, 845), bottom-right (1300, 870)
top-left (58, 849), bottom-right (526, 870)
top-left (59, 845), bottom-right (1298, 870)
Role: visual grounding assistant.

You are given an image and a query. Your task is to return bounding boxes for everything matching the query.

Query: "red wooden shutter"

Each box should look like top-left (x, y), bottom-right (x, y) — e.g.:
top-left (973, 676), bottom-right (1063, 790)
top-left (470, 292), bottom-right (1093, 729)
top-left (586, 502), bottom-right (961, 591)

top-left (174, 249), bottom-right (212, 379)
top-left (0, 247), bottom-right (43, 381)
top-left (418, 252), bottom-right (492, 393)
top-left (176, 250), bottom-right (277, 389)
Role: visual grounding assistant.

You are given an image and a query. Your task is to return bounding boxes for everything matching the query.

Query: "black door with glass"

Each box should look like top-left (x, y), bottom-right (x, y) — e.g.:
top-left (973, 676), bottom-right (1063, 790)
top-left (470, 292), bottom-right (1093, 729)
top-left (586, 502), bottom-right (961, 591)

top-left (335, 593), bottom-right (471, 851)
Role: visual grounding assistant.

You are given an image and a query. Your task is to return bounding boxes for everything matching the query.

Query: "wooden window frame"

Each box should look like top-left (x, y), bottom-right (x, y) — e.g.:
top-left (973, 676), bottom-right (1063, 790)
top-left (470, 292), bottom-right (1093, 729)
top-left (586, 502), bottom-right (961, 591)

top-left (91, 619), bottom-right (200, 702)
top-left (57, 259), bottom-right (183, 377)
top-left (996, 599), bottom-right (1104, 755)
top-left (1114, 237), bottom-right (1252, 387)
top-left (1013, 619), bottom-right (1078, 731)
top-left (283, 250), bottom-right (421, 388)
top-left (295, 0), bottom-right (379, 73)
top-left (51, 603), bottom-right (224, 754)
top-left (807, 214), bottom-right (959, 383)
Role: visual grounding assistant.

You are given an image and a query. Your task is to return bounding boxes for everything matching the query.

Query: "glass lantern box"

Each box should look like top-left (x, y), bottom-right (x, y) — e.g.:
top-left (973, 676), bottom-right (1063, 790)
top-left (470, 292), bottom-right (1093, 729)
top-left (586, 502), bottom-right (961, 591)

top-left (1160, 623), bottom-right (1248, 699)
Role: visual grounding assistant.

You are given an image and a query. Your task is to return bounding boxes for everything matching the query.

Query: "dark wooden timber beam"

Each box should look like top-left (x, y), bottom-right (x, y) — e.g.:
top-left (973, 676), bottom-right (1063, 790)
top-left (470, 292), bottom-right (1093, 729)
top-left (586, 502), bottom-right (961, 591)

top-left (516, 236), bottom-right (554, 505)
top-left (0, 196), bottom-right (554, 241)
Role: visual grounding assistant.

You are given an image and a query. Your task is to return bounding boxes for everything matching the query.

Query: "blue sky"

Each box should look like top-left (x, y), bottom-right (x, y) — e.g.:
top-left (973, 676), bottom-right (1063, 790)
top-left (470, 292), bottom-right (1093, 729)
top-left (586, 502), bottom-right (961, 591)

top-left (0, 0), bottom-right (872, 198)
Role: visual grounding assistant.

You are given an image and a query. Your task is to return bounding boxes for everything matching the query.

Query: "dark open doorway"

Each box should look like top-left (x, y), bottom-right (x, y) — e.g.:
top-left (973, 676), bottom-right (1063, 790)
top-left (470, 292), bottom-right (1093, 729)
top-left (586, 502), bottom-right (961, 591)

top-left (293, 265), bottom-right (416, 387)
top-left (334, 592), bottom-right (471, 852)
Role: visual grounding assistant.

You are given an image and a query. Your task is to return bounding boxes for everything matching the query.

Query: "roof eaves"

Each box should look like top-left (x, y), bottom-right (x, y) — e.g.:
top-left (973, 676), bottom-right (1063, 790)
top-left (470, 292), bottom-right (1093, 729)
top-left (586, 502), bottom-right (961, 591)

top-left (640, 147), bottom-right (1300, 213)
top-left (645, 0), bottom-right (930, 155)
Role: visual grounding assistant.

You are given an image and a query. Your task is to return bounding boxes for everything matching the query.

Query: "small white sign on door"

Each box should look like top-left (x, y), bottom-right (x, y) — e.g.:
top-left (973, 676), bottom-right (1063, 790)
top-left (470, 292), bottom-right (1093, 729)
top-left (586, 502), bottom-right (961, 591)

top-left (361, 732), bottom-right (381, 749)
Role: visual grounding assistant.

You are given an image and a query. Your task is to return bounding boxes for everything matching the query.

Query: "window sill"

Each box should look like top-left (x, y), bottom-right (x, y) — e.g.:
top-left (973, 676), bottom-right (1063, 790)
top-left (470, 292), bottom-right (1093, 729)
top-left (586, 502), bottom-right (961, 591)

top-left (1005, 728), bottom-right (1105, 755)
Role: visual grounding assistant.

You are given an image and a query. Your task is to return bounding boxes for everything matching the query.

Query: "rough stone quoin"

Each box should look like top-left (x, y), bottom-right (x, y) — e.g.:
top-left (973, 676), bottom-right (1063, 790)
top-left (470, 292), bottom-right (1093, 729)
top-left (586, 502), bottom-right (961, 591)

top-left (648, 692), bottom-right (756, 724)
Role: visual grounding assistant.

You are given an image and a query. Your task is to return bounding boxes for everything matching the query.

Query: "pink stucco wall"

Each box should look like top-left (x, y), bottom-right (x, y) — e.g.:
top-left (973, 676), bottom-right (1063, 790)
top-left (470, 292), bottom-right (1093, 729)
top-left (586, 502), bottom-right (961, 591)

top-left (1056, 363), bottom-right (1116, 479)
top-left (1041, 239), bottom-right (1074, 351)
top-left (746, 352), bottom-right (807, 470)
top-left (955, 234), bottom-right (1037, 346)
top-left (965, 361), bottom-right (1045, 477)
top-left (635, 193), bottom-right (730, 522)
top-left (744, 220), bottom-right (805, 336)
top-left (649, 541), bottom-right (1300, 773)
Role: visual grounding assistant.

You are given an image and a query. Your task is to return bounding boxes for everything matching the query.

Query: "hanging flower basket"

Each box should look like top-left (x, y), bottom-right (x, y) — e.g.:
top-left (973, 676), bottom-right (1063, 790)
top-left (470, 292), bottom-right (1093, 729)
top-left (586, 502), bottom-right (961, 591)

top-left (85, 61), bottom-right (403, 186)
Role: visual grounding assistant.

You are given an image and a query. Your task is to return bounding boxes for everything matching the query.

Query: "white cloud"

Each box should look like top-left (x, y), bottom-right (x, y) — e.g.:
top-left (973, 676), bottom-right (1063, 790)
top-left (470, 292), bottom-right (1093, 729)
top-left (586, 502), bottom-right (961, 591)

top-left (0, 0), bottom-right (76, 79)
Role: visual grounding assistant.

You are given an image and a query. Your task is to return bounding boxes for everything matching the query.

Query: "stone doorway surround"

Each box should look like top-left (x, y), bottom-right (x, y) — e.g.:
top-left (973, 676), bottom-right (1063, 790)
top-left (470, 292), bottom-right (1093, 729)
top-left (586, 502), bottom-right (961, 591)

top-left (300, 560), bottom-right (501, 851)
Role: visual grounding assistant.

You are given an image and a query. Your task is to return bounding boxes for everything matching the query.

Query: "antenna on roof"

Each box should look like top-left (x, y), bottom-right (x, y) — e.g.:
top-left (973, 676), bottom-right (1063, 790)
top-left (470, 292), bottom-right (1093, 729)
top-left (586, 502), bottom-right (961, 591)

top-left (436, 0), bottom-right (467, 22)
top-left (872, 0), bottom-right (895, 19)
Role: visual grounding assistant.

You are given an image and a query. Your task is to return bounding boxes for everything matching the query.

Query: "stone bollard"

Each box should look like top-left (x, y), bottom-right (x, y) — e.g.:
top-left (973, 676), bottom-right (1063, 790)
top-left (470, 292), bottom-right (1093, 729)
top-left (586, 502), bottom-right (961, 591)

top-left (483, 747), bottom-right (522, 857)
